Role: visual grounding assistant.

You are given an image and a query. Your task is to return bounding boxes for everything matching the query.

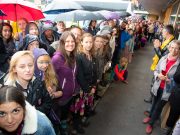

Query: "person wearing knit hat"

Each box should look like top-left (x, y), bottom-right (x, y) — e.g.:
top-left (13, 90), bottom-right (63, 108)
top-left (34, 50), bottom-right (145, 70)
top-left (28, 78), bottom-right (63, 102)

top-left (33, 48), bottom-right (49, 80)
top-left (40, 21), bottom-right (60, 50)
top-left (22, 34), bottom-right (39, 51)
top-left (33, 48), bottom-right (63, 132)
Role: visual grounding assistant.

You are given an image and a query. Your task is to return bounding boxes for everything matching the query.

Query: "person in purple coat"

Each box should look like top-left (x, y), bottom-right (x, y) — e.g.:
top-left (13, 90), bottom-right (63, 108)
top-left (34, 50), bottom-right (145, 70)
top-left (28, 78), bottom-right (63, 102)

top-left (52, 31), bottom-right (80, 135)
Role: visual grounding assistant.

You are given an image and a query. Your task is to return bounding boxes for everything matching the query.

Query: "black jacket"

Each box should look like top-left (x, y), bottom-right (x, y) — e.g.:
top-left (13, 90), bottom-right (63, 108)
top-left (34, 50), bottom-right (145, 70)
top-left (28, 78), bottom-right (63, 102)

top-left (0, 37), bottom-right (10, 73)
top-left (76, 53), bottom-right (97, 93)
top-left (16, 77), bottom-right (52, 115)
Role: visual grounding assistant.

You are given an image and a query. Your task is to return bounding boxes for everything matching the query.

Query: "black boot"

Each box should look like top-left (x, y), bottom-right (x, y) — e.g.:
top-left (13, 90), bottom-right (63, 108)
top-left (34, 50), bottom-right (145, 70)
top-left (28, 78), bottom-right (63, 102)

top-left (60, 120), bottom-right (69, 135)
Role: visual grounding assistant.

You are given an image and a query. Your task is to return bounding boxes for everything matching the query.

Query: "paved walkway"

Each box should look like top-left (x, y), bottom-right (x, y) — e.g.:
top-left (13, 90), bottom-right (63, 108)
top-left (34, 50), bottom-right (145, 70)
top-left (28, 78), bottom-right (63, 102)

top-left (85, 44), bottom-right (161, 135)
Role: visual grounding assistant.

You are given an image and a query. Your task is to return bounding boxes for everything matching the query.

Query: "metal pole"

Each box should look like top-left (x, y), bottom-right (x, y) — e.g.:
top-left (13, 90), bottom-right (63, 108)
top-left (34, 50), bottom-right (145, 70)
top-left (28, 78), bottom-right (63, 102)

top-left (173, 2), bottom-right (180, 28)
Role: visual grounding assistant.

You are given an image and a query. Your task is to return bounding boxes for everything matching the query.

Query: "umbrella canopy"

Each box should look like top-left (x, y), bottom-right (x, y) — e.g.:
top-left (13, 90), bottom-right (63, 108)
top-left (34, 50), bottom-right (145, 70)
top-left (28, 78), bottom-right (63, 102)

top-left (0, 0), bottom-right (44, 21)
top-left (115, 11), bottom-right (131, 18)
top-left (0, 10), bottom-right (6, 16)
top-left (43, 0), bottom-right (83, 14)
top-left (54, 10), bottom-right (105, 22)
top-left (96, 10), bottom-right (120, 20)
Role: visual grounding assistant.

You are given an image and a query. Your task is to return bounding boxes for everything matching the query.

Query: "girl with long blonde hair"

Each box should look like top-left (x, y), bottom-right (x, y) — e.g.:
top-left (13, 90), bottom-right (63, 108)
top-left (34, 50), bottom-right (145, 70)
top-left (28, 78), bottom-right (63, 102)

top-left (5, 50), bottom-right (52, 116)
top-left (77, 33), bottom-right (97, 123)
top-left (33, 48), bottom-right (62, 98)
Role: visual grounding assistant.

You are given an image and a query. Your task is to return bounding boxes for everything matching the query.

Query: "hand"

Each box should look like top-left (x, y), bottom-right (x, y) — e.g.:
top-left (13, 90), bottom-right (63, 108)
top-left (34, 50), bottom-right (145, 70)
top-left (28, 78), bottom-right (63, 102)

top-left (166, 77), bottom-right (171, 84)
top-left (153, 39), bottom-right (161, 48)
top-left (47, 86), bottom-right (54, 96)
top-left (14, 33), bottom-right (19, 41)
top-left (158, 73), bottom-right (166, 80)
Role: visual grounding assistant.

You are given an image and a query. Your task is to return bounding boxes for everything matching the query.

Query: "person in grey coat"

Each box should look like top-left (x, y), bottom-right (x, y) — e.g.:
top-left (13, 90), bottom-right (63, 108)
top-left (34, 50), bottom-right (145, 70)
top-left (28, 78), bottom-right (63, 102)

top-left (143, 40), bottom-right (180, 134)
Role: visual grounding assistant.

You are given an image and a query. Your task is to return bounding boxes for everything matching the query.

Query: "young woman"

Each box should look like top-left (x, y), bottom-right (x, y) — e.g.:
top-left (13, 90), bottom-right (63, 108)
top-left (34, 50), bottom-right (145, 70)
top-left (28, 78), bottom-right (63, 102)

top-left (33, 48), bottom-right (63, 134)
top-left (0, 86), bottom-right (55, 135)
top-left (0, 22), bottom-right (16, 56)
top-left (76, 33), bottom-right (97, 129)
top-left (92, 35), bottom-right (105, 83)
top-left (25, 22), bottom-right (47, 50)
top-left (52, 31), bottom-right (79, 135)
top-left (14, 18), bottom-right (28, 49)
top-left (5, 51), bottom-right (52, 116)
top-left (143, 40), bottom-right (180, 134)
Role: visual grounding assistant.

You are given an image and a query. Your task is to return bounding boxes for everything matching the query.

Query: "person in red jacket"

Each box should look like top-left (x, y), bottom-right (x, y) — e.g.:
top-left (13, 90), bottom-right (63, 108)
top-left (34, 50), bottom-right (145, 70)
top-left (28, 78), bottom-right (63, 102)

top-left (113, 57), bottom-right (128, 83)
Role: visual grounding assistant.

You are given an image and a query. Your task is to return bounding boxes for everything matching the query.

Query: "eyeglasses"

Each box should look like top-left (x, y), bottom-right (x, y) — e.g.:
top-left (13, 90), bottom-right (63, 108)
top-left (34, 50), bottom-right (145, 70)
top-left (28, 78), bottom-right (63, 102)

top-left (37, 61), bottom-right (50, 65)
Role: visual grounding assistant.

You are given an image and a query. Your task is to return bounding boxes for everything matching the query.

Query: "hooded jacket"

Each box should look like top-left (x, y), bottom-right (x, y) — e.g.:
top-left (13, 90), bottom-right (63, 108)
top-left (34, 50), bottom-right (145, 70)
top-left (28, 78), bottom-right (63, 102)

top-left (40, 25), bottom-right (59, 50)
top-left (33, 48), bottom-right (49, 80)
top-left (52, 51), bottom-right (79, 103)
top-left (0, 102), bottom-right (55, 135)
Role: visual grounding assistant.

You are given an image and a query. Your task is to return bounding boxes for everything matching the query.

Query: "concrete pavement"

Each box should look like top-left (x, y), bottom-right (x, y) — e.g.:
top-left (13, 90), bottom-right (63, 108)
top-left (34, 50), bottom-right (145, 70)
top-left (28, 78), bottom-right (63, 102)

top-left (84, 44), bottom-right (161, 135)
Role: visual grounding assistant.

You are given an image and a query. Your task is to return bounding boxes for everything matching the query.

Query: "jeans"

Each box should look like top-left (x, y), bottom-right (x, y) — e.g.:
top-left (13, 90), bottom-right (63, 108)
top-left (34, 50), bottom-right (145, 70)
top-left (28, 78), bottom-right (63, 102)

top-left (149, 88), bottom-right (167, 126)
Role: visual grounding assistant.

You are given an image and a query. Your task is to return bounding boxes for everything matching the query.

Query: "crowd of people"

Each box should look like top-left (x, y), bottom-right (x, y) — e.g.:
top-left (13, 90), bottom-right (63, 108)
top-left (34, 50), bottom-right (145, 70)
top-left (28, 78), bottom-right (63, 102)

top-left (0, 17), bottom-right (179, 135)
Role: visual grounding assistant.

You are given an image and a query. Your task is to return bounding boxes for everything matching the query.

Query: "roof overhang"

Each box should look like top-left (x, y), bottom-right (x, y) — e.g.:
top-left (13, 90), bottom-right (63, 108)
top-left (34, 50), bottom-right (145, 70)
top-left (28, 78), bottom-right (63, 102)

top-left (138, 0), bottom-right (175, 15)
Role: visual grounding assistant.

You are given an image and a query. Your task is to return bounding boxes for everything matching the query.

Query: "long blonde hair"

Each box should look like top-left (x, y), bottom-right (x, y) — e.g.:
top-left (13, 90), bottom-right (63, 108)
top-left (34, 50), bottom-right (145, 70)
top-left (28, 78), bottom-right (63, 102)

top-left (42, 55), bottom-right (58, 89)
top-left (79, 33), bottom-right (94, 56)
top-left (7, 51), bottom-right (34, 84)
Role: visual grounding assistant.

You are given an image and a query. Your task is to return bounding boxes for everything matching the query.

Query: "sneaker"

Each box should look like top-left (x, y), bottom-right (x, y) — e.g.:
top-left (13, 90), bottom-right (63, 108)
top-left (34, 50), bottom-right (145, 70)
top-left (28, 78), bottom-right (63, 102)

top-left (143, 117), bottom-right (151, 124)
top-left (146, 125), bottom-right (153, 134)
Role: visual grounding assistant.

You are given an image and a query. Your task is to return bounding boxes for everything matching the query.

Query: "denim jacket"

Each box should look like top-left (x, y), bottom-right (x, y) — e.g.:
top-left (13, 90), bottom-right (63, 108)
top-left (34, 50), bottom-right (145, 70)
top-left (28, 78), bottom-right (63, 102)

top-left (22, 102), bottom-right (55, 135)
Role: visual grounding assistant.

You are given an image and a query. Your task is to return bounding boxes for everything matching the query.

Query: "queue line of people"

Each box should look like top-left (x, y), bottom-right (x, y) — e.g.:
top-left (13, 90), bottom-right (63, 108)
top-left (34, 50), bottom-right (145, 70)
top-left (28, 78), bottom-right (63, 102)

top-left (143, 23), bottom-right (180, 135)
top-left (1, 17), bottom-right (180, 135)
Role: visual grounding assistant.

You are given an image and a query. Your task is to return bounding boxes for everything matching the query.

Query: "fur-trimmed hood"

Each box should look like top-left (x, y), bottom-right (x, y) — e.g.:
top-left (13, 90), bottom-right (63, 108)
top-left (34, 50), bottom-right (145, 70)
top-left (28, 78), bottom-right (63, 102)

top-left (22, 102), bottom-right (38, 134)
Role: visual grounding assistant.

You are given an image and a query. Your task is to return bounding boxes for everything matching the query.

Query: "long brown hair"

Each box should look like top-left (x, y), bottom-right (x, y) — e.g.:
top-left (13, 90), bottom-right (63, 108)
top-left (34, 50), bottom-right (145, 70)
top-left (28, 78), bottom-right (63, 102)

top-left (58, 31), bottom-right (77, 67)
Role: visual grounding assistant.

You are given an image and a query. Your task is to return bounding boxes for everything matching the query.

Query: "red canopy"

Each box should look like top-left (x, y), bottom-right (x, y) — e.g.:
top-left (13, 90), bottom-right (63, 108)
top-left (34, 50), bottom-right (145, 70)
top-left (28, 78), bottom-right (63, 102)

top-left (0, 0), bottom-right (44, 21)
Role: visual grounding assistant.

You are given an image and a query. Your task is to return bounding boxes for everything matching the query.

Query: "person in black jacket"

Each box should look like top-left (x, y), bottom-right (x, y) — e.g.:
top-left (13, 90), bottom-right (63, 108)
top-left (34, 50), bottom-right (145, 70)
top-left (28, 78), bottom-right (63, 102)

top-left (0, 23), bottom-right (16, 56)
top-left (4, 51), bottom-right (52, 116)
top-left (0, 36), bottom-right (9, 74)
top-left (76, 33), bottom-right (97, 128)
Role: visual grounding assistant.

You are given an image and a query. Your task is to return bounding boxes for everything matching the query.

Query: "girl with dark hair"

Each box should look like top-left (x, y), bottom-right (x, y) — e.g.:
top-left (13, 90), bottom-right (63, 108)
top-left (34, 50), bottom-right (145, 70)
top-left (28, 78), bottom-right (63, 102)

top-left (52, 31), bottom-right (79, 135)
top-left (0, 86), bottom-right (55, 135)
top-left (24, 22), bottom-right (47, 50)
top-left (0, 22), bottom-right (16, 56)
top-left (4, 51), bottom-right (52, 116)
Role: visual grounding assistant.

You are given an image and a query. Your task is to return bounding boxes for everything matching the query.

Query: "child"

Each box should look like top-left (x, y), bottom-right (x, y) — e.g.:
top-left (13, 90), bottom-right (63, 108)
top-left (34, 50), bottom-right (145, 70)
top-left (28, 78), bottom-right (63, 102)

top-left (126, 28), bottom-right (135, 63)
top-left (113, 57), bottom-right (128, 83)
top-left (33, 48), bottom-right (63, 134)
